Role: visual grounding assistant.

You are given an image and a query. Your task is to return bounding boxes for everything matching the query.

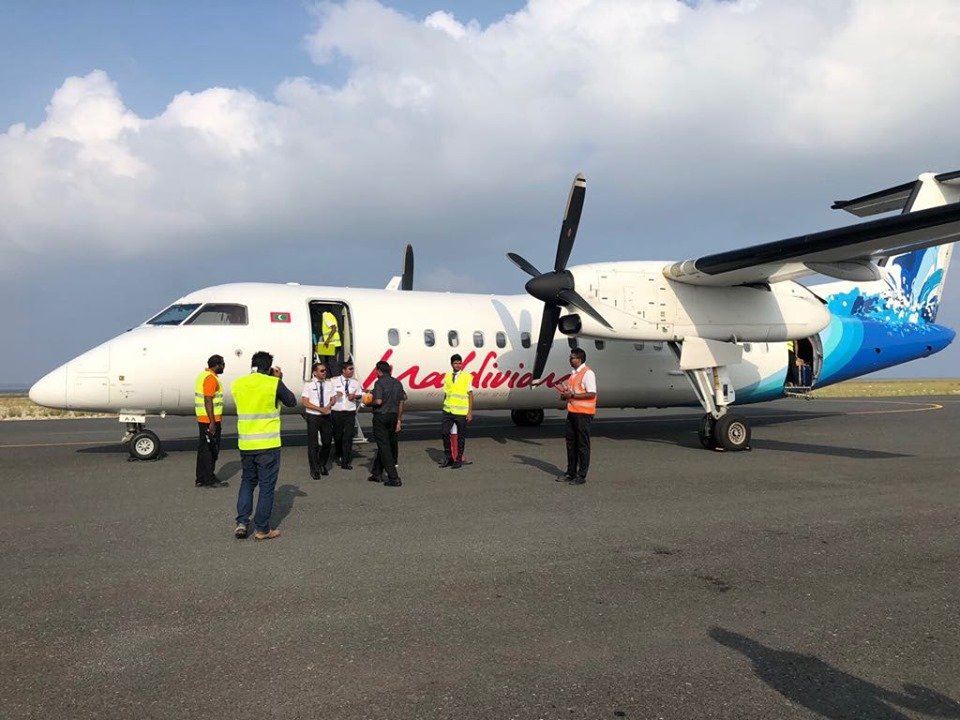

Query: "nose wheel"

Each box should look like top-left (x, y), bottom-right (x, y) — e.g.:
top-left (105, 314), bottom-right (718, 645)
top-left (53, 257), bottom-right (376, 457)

top-left (125, 427), bottom-right (160, 461)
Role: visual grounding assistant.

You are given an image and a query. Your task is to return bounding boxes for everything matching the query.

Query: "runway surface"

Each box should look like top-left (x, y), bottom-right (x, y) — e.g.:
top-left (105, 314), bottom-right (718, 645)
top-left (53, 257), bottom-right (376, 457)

top-left (1, 398), bottom-right (959, 719)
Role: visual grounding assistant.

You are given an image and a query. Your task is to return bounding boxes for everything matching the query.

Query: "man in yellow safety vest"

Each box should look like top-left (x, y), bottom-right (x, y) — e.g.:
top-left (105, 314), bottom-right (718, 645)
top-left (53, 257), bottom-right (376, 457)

top-left (231, 350), bottom-right (297, 540)
top-left (315, 309), bottom-right (342, 375)
top-left (439, 353), bottom-right (474, 469)
top-left (194, 354), bottom-right (226, 488)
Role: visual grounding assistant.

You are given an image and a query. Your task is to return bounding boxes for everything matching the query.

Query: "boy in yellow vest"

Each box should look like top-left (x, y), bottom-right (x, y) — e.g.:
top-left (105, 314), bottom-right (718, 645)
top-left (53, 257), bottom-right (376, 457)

top-left (440, 353), bottom-right (473, 469)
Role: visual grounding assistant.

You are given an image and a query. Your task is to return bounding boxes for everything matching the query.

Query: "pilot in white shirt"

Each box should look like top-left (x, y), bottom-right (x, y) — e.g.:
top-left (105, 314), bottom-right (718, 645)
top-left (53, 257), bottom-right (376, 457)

top-left (301, 362), bottom-right (336, 478)
top-left (330, 361), bottom-right (362, 469)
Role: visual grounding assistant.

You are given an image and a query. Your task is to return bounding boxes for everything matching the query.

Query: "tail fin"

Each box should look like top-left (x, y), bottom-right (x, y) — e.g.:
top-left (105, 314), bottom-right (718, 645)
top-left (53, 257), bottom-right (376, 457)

top-left (829, 171), bottom-right (960, 324)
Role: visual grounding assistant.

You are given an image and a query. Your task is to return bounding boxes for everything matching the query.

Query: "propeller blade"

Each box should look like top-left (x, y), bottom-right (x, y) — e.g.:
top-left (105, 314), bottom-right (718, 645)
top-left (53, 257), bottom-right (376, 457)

top-left (532, 303), bottom-right (562, 380)
top-left (400, 244), bottom-right (414, 291)
top-left (555, 173), bottom-right (586, 271)
top-left (507, 252), bottom-right (542, 278)
top-left (558, 288), bottom-right (613, 330)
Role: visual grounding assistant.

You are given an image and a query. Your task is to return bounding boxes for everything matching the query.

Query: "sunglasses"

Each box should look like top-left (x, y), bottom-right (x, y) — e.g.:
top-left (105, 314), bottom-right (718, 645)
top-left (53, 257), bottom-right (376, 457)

top-left (316, 369), bottom-right (327, 373)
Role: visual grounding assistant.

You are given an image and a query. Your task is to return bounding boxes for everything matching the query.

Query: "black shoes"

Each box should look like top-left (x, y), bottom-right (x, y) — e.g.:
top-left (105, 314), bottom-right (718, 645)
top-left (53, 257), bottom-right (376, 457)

top-left (556, 474), bottom-right (574, 483)
top-left (310, 472), bottom-right (321, 480)
top-left (234, 524), bottom-right (248, 539)
top-left (320, 466), bottom-right (329, 476)
top-left (197, 478), bottom-right (227, 488)
top-left (383, 478), bottom-right (402, 487)
top-left (450, 461), bottom-right (463, 469)
top-left (368, 474), bottom-right (382, 483)
top-left (341, 464), bottom-right (353, 470)
top-left (571, 477), bottom-right (586, 485)
top-left (556, 474), bottom-right (585, 484)
top-left (439, 459), bottom-right (454, 468)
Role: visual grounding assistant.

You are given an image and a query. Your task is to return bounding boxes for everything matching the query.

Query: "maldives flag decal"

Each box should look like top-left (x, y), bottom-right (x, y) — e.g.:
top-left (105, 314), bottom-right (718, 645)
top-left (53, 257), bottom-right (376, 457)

top-left (270, 312), bottom-right (291, 323)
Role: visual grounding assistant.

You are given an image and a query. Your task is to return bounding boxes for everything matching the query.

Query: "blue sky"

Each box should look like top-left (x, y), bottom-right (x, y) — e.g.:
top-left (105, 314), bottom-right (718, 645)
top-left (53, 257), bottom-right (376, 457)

top-left (0, 0), bottom-right (524, 128)
top-left (2, 0), bottom-right (959, 388)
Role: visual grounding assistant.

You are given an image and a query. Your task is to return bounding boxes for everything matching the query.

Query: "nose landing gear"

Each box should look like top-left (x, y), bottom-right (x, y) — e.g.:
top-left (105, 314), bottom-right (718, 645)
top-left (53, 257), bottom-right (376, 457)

top-left (121, 415), bottom-right (163, 461)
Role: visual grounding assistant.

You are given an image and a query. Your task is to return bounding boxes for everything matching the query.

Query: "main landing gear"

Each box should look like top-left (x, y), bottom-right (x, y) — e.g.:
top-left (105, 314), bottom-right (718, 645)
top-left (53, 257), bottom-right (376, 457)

top-left (697, 412), bottom-right (751, 452)
top-left (121, 414), bottom-right (163, 461)
top-left (672, 340), bottom-right (751, 452)
top-left (511, 409), bottom-right (544, 427)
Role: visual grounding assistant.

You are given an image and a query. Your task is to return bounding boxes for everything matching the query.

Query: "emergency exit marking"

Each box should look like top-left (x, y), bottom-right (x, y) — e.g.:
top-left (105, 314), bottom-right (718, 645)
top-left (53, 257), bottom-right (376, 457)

top-left (270, 312), bottom-right (291, 323)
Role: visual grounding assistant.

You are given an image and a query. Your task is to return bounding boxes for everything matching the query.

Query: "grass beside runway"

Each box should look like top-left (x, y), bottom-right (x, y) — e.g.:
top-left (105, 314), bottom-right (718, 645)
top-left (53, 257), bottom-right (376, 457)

top-left (1, 378), bottom-right (958, 420)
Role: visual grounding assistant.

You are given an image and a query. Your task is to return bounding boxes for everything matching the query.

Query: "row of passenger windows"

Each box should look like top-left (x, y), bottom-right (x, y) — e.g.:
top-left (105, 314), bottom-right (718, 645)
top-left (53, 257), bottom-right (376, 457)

top-left (387, 329), bottom-right (527, 349)
top-left (383, 333), bottom-right (763, 354)
top-left (387, 329), bottom-right (619, 351)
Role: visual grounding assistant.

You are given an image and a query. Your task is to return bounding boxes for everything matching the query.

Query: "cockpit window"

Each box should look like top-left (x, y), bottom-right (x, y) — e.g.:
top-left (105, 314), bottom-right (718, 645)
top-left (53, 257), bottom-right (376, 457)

top-left (185, 303), bottom-right (248, 326)
top-left (146, 303), bottom-right (200, 326)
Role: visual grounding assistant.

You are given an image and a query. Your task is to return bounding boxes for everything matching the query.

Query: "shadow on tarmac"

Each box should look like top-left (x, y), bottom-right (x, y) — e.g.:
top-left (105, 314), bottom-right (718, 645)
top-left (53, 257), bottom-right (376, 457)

top-left (710, 627), bottom-right (960, 719)
top-left (513, 453), bottom-right (564, 478)
top-left (270, 484), bottom-right (307, 529)
top-left (76, 408), bottom-right (894, 460)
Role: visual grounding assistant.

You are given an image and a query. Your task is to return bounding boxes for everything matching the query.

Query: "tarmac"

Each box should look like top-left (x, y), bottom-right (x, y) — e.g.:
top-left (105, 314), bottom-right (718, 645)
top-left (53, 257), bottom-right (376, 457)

top-left (1, 398), bottom-right (958, 720)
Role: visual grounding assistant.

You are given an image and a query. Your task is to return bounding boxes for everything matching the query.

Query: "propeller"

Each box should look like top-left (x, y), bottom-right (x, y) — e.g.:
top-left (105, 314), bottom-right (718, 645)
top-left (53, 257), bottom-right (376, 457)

top-left (506, 173), bottom-right (612, 380)
top-left (400, 244), bottom-right (414, 291)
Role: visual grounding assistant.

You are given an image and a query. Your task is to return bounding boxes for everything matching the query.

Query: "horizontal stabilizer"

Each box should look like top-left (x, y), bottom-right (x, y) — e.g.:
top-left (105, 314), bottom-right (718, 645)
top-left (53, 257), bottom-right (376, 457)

top-left (833, 170), bottom-right (960, 217)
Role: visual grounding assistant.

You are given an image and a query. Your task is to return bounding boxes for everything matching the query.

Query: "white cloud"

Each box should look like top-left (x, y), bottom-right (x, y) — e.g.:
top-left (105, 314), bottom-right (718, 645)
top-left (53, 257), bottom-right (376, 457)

top-left (2, 0), bottom-right (960, 270)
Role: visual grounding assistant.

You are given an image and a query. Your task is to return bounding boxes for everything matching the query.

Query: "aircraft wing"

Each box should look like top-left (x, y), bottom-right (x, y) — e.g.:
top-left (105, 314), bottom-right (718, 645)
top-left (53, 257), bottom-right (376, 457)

top-left (664, 202), bottom-right (960, 287)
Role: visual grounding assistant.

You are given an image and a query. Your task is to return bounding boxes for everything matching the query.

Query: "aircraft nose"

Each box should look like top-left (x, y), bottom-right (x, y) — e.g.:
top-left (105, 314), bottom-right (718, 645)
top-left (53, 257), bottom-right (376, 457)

top-left (29, 365), bottom-right (67, 409)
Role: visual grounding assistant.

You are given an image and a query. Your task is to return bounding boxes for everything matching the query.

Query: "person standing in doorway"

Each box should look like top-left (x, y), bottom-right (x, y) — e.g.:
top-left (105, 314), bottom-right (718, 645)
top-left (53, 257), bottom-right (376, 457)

top-left (331, 360), bottom-right (361, 470)
top-left (439, 353), bottom-right (473, 469)
top-left (556, 347), bottom-right (597, 485)
top-left (301, 362), bottom-right (336, 479)
top-left (232, 351), bottom-right (298, 540)
top-left (367, 360), bottom-right (406, 487)
top-left (315, 309), bottom-right (342, 376)
top-left (195, 354), bottom-right (227, 488)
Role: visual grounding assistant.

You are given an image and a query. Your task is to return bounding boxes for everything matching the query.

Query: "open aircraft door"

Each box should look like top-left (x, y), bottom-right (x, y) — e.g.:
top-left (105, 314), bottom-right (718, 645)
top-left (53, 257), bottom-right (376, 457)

top-left (306, 301), bottom-right (354, 381)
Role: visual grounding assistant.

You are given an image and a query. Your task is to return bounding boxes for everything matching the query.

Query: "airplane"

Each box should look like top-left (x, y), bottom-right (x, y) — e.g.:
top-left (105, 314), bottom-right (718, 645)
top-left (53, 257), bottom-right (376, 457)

top-left (29, 169), bottom-right (960, 460)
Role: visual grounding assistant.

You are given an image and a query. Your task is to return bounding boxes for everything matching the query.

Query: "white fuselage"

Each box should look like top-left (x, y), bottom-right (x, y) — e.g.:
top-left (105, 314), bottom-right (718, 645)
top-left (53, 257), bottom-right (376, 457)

top-left (30, 262), bottom-right (821, 415)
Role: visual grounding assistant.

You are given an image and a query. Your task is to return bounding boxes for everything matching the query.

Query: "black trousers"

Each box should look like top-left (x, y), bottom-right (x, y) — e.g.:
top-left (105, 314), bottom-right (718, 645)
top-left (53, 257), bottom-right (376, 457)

top-left (196, 421), bottom-right (221, 484)
top-left (305, 413), bottom-right (334, 475)
top-left (332, 410), bottom-right (356, 465)
top-left (565, 412), bottom-right (592, 479)
top-left (371, 412), bottom-right (400, 480)
top-left (441, 412), bottom-right (467, 461)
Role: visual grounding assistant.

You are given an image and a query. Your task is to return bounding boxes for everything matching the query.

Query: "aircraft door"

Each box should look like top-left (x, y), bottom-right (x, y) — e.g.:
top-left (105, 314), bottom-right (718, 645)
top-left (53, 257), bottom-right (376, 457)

top-left (308, 301), bottom-right (354, 380)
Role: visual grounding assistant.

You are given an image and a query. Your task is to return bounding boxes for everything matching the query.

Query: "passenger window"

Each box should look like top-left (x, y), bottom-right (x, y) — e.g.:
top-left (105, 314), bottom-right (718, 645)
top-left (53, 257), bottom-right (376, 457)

top-left (743, 343), bottom-right (752, 352)
top-left (448, 330), bottom-right (459, 347)
top-left (653, 342), bottom-right (663, 351)
top-left (388, 329), bottom-right (400, 346)
top-left (568, 337), bottom-right (578, 349)
top-left (594, 340), bottom-right (605, 350)
top-left (633, 342), bottom-right (644, 351)
top-left (424, 330), bottom-right (435, 347)
top-left (496, 332), bottom-right (507, 349)
top-left (473, 331), bottom-right (484, 348)
top-left (520, 332), bottom-right (531, 349)
top-left (185, 303), bottom-right (248, 326)
top-left (146, 303), bottom-right (200, 326)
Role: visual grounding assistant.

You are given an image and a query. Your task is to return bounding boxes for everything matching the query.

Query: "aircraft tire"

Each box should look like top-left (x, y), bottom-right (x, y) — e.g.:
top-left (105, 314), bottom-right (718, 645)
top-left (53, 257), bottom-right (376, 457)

top-left (713, 413), bottom-right (751, 452)
top-left (511, 409), bottom-right (544, 427)
top-left (129, 429), bottom-right (161, 461)
top-left (698, 414), bottom-right (717, 450)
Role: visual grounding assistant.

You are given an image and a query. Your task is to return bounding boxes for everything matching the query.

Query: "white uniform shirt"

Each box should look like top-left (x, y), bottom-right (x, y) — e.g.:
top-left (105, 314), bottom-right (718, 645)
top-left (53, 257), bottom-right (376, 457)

top-left (301, 378), bottom-right (335, 416)
top-left (331, 375), bottom-right (361, 411)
